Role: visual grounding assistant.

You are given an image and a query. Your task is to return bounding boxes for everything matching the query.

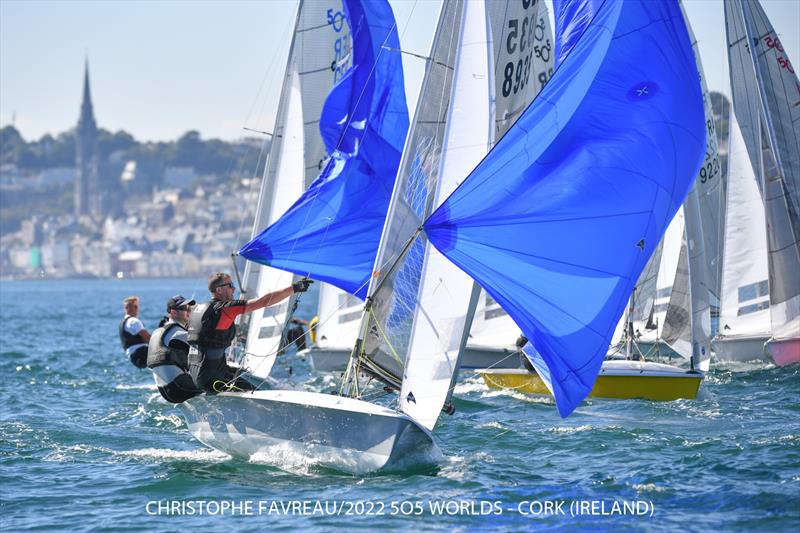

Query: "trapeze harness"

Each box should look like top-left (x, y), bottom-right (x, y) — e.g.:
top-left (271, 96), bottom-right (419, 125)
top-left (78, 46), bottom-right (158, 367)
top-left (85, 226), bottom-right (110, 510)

top-left (147, 321), bottom-right (202, 403)
top-left (187, 300), bottom-right (255, 393)
top-left (119, 316), bottom-right (148, 369)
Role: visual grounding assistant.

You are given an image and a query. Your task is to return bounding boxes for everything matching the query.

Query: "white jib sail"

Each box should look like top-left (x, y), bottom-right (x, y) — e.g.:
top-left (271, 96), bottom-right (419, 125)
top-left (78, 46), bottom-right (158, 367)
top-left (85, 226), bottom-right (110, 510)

top-left (399, 0), bottom-right (492, 430)
top-left (718, 110), bottom-right (771, 340)
top-left (243, 70), bottom-right (306, 379)
top-left (647, 209), bottom-right (685, 342)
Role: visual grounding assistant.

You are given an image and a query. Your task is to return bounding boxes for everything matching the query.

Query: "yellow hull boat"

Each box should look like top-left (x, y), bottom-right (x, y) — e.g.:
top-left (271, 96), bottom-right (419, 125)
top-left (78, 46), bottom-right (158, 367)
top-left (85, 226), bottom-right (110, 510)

top-left (477, 360), bottom-right (703, 401)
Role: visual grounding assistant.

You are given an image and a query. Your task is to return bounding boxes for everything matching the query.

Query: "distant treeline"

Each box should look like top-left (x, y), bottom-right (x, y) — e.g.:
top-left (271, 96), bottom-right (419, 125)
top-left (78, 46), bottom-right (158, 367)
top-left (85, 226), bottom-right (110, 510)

top-left (0, 126), bottom-right (268, 178)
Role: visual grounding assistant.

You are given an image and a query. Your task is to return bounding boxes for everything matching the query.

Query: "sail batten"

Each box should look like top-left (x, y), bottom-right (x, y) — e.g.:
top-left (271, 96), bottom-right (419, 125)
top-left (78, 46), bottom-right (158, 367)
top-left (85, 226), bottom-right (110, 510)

top-left (425, 0), bottom-right (706, 417)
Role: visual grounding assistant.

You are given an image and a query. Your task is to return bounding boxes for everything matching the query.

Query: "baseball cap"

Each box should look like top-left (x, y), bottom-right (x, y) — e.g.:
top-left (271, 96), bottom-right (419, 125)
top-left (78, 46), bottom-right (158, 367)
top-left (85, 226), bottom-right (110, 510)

top-left (167, 295), bottom-right (196, 311)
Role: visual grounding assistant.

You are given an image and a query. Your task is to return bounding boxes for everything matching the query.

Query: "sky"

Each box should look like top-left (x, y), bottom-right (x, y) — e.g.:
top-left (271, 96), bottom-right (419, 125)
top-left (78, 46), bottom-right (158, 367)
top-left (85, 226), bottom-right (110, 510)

top-left (1, 0), bottom-right (798, 143)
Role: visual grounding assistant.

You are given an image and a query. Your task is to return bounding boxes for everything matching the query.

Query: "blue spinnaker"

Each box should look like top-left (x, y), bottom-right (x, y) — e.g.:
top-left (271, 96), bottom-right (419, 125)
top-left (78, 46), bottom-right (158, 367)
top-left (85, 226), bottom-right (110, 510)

top-left (553, 0), bottom-right (603, 68)
top-left (424, 0), bottom-right (705, 417)
top-left (239, 0), bottom-right (409, 299)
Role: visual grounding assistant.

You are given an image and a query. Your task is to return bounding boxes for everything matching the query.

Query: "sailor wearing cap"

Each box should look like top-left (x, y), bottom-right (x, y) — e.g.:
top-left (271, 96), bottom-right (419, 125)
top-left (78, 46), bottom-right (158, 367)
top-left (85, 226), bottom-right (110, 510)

top-left (147, 295), bottom-right (202, 403)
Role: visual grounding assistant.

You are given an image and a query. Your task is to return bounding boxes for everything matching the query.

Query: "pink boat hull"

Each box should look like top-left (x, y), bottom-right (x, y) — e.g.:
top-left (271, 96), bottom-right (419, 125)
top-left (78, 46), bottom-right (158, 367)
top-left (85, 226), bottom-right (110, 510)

top-left (766, 338), bottom-right (800, 366)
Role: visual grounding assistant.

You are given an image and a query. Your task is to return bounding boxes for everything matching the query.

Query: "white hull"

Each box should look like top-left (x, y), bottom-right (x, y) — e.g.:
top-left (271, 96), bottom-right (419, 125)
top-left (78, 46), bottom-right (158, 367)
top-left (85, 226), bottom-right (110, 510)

top-left (461, 344), bottom-right (524, 370)
top-left (712, 335), bottom-right (770, 363)
top-left (299, 347), bottom-right (351, 373)
top-left (180, 390), bottom-right (438, 474)
top-left (302, 346), bottom-right (524, 373)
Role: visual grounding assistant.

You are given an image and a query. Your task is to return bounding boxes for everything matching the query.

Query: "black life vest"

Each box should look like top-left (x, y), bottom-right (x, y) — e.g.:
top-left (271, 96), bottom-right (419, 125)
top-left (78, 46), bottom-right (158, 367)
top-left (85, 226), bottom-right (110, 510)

top-left (147, 321), bottom-right (189, 370)
top-left (119, 316), bottom-right (146, 349)
top-left (187, 300), bottom-right (237, 350)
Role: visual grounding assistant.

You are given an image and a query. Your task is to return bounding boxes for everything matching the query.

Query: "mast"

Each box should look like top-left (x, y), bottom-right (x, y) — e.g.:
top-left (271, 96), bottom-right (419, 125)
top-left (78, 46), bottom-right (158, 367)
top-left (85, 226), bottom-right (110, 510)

top-left (240, 1), bottom-right (304, 297)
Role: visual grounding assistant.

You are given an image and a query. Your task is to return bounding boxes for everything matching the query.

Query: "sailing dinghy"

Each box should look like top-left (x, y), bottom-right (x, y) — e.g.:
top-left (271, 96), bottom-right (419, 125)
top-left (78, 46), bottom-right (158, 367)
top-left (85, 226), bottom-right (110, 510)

top-left (475, 0), bottom-right (712, 402)
top-left (186, 0), bottom-right (706, 472)
top-left (713, 0), bottom-right (800, 366)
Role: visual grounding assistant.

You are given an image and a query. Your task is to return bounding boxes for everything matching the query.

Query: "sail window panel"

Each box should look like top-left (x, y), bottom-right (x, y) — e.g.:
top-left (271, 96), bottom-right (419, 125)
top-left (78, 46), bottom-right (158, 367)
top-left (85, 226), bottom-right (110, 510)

top-left (338, 310), bottom-right (362, 324)
top-left (737, 280), bottom-right (769, 303)
top-left (485, 307), bottom-right (509, 320)
top-left (262, 301), bottom-right (289, 318)
top-left (258, 326), bottom-right (278, 339)
top-left (758, 279), bottom-right (769, 297)
top-left (337, 292), bottom-right (361, 309)
top-left (738, 301), bottom-right (770, 316)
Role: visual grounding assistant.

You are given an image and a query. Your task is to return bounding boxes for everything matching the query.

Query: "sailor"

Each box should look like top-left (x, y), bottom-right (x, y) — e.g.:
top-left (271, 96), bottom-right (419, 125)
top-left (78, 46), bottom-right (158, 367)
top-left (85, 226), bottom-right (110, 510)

top-left (286, 317), bottom-right (309, 351)
top-left (187, 272), bottom-right (312, 393)
top-left (119, 296), bottom-right (151, 368)
top-left (147, 295), bottom-right (202, 403)
top-left (516, 334), bottom-right (535, 372)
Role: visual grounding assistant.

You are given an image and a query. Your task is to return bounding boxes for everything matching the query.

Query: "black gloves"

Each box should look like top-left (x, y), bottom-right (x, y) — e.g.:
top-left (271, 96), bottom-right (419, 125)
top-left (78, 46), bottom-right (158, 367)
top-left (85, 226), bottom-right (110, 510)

top-left (292, 278), bottom-right (313, 293)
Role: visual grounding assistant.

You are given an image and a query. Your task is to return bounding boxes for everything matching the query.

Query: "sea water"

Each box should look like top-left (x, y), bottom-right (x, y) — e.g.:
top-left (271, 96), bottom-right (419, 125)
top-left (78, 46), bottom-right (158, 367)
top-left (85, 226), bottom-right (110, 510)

top-left (1, 278), bottom-right (798, 531)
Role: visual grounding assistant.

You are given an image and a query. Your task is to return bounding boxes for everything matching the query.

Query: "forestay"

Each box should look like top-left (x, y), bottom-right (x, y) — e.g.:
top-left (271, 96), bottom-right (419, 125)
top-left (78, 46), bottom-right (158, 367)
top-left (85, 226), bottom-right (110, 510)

top-left (425, 0), bottom-right (706, 417)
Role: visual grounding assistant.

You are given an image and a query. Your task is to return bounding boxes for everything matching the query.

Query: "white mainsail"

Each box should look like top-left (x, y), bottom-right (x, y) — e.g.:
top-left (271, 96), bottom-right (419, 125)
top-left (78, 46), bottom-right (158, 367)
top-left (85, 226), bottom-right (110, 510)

top-left (240, 0), bottom-right (352, 378)
top-left (243, 71), bottom-right (305, 379)
top-left (724, 0), bottom-right (800, 365)
top-left (398, 0), bottom-right (491, 429)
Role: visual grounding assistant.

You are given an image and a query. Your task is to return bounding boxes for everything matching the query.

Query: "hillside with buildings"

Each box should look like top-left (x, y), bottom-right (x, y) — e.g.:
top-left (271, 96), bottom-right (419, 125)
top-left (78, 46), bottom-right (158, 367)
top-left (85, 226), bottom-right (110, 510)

top-left (1, 63), bottom-right (732, 281)
top-left (0, 63), bottom-right (270, 280)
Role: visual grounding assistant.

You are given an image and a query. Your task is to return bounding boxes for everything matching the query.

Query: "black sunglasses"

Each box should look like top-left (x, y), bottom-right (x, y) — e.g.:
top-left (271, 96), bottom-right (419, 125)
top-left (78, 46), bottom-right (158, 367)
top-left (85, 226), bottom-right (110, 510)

top-left (216, 282), bottom-right (234, 289)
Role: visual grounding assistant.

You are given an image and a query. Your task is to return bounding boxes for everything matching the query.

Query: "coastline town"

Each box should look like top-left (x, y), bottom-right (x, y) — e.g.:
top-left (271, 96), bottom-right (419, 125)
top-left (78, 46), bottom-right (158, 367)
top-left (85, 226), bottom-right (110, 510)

top-left (0, 63), bottom-right (732, 282)
top-left (1, 64), bottom-right (265, 280)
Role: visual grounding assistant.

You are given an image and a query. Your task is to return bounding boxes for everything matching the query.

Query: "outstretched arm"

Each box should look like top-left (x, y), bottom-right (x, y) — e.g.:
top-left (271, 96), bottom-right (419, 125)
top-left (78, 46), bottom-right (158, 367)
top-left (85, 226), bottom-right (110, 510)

top-left (244, 286), bottom-right (294, 314)
top-left (243, 278), bottom-right (313, 314)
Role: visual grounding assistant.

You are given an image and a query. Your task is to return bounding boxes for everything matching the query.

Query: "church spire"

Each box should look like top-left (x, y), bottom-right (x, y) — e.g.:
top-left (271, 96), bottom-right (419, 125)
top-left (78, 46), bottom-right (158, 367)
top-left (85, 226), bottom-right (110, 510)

top-left (75, 58), bottom-right (99, 217)
top-left (78, 58), bottom-right (97, 132)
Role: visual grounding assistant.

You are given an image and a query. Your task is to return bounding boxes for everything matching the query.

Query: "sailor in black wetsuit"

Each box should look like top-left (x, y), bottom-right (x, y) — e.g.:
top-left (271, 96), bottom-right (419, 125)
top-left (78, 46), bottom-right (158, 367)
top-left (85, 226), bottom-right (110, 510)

top-left (147, 295), bottom-right (202, 403)
top-left (187, 272), bottom-right (312, 393)
top-left (119, 296), bottom-right (151, 368)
